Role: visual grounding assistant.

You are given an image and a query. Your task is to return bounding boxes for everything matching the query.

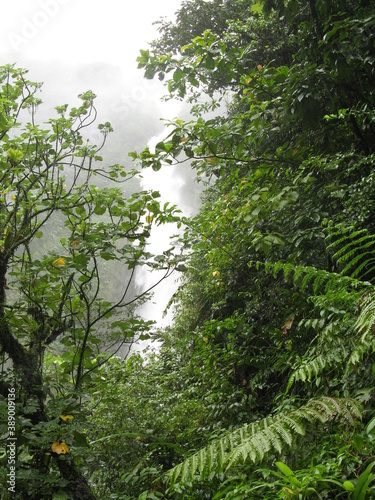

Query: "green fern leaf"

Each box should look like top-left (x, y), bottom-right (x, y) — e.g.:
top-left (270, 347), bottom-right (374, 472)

top-left (286, 342), bottom-right (352, 392)
top-left (198, 447), bottom-right (206, 476)
top-left (281, 415), bottom-right (305, 436)
top-left (180, 455), bottom-right (193, 483)
top-left (272, 421), bottom-right (293, 447)
top-left (348, 337), bottom-right (375, 367)
top-left (165, 397), bottom-right (362, 485)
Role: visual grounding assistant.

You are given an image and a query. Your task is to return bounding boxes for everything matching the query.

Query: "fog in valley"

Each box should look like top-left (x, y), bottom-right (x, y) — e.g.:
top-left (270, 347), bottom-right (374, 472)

top-left (0, 0), bottom-right (201, 354)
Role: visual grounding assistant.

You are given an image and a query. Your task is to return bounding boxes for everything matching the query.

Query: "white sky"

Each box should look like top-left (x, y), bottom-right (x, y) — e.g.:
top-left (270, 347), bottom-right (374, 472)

top-left (1, 0), bottom-right (180, 67)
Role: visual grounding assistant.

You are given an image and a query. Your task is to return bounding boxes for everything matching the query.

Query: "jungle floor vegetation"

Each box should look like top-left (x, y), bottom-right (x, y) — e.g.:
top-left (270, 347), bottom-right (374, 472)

top-left (1, 0), bottom-right (375, 498)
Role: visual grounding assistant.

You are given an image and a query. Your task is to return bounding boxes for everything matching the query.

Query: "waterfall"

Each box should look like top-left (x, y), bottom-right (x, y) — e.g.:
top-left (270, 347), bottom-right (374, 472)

top-left (133, 120), bottom-right (201, 352)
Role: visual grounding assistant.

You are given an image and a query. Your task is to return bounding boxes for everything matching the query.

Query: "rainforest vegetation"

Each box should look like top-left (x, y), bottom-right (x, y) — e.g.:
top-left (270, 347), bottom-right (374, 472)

top-left (1, 0), bottom-right (375, 498)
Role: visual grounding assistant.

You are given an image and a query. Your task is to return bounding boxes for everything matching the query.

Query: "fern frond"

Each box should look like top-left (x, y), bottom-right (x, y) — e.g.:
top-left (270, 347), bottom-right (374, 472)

top-left (262, 261), bottom-right (363, 297)
top-left (354, 291), bottom-right (375, 340)
top-left (327, 228), bottom-right (369, 262)
top-left (286, 342), bottom-right (351, 393)
top-left (165, 397), bottom-right (362, 485)
top-left (326, 225), bottom-right (375, 280)
top-left (342, 252), bottom-right (375, 280)
top-left (217, 438), bottom-right (227, 470)
top-left (272, 421), bottom-right (293, 447)
top-left (312, 396), bottom-right (341, 418)
top-left (180, 454), bottom-right (193, 483)
top-left (348, 337), bottom-right (375, 368)
top-left (198, 447), bottom-right (206, 476)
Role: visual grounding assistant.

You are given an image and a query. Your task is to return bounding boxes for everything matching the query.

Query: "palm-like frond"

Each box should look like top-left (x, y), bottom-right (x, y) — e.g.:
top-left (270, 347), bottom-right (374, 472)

top-left (166, 397), bottom-right (362, 485)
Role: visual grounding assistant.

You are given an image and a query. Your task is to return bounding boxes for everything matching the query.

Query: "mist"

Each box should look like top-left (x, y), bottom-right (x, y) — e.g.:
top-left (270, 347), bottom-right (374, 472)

top-left (0, 0), bottom-right (204, 353)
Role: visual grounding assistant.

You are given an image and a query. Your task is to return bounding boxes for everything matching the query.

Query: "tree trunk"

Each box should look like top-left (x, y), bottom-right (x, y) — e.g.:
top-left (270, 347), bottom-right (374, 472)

top-left (55, 457), bottom-right (97, 500)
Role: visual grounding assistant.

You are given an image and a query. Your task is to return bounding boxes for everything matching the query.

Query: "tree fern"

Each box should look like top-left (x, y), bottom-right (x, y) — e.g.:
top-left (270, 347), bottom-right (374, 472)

top-left (167, 227), bottom-right (374, 488)
top-left (262, 228), bottom-right (375, 392)
top-left (166, 397), bottom-right (362, 485)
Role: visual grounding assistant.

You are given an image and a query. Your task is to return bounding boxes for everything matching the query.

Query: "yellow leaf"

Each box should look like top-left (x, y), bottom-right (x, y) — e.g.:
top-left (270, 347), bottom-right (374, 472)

top-left (52, 257), bottom-right (66, 268)
top-left (71, 240), bottom-right (80, 247)
top-left (212, 270), bottom-right (220, 279)
top-left (11, 195), bottom-right (16, 201)
top-left (51, 441), bottom-right (69, 455)
top-left (51, 441), bottom-right (59, 453)
top-left (59, 414), bottom-right (74, 422)
top-left (257, 64), bottom-right (263, 71)
top-left (145, 215), bottom-right (153, 224)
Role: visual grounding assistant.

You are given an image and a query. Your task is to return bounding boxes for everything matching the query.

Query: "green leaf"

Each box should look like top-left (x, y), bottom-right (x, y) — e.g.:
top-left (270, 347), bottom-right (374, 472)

top-left (94, 204), bottom-right (106, 215)
top-left (73, 431), bottom-right (89, 448)
top-left (275, 461), bottom-right (300, 487)
top-left (353, 433), bottom-right (364, 452)
top-left (353, 460), bottom-right (375, 500)
top-left (343, 481), bottom-right (355, 492)
top-left (365, 415), bottom-right (375, 435)
top-left (173, 68), bottom-right (185, 83)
